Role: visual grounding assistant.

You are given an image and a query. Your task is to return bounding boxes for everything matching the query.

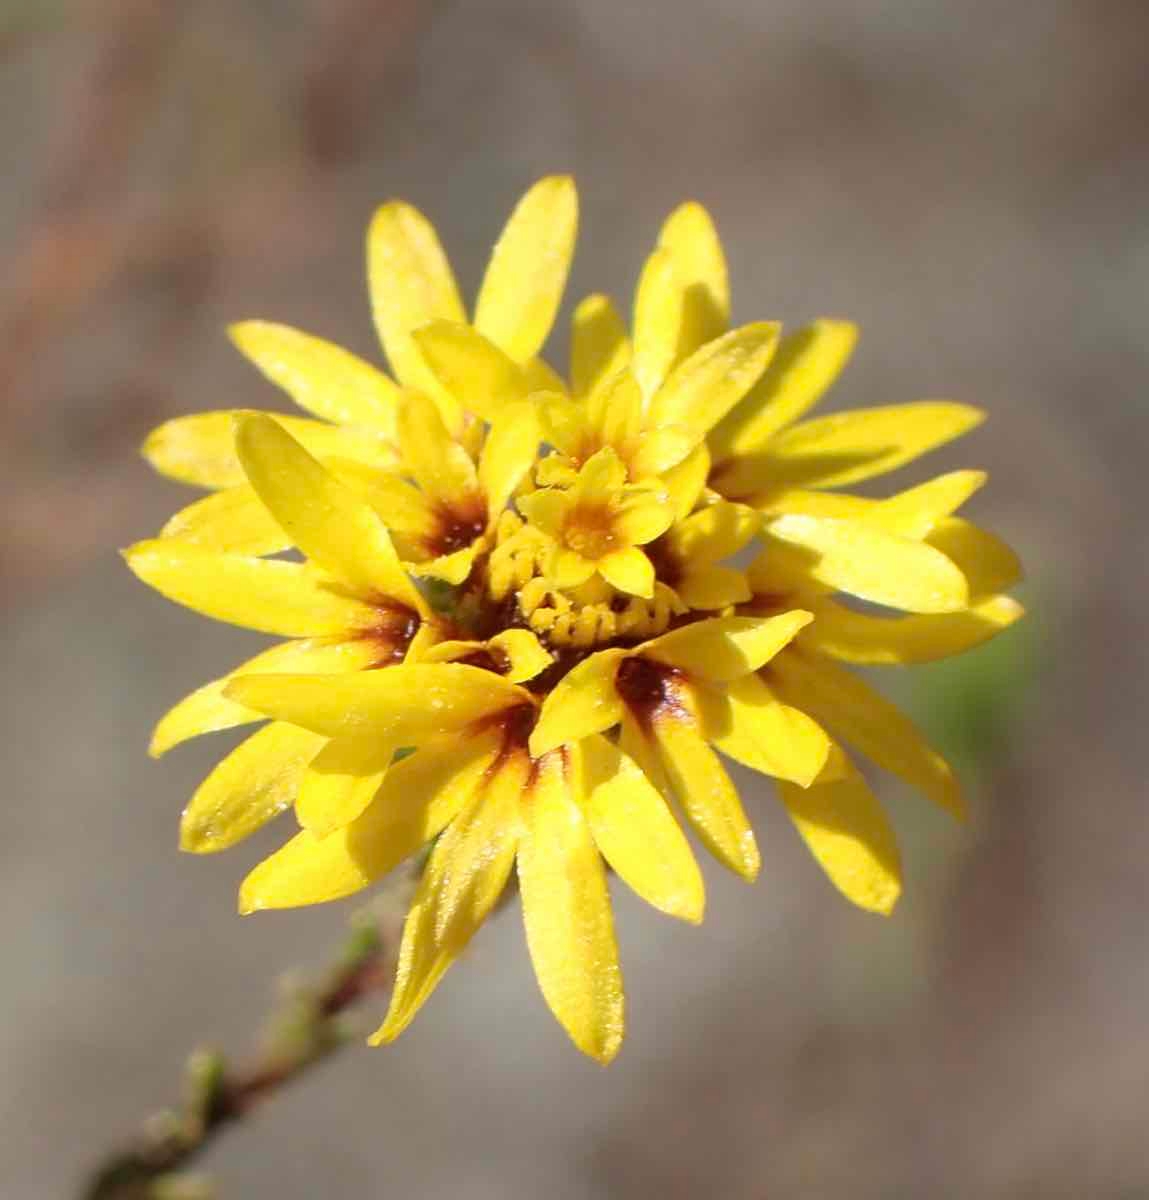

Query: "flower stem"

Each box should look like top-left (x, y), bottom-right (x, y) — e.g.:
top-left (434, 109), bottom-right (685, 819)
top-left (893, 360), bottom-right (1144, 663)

top-left (81, 901), bottom-right (404, 1200)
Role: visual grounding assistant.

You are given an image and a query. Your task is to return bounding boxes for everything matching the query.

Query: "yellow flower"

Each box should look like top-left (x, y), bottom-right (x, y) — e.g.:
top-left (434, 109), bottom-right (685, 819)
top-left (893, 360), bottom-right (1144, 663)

top-left (127, 180), bottom-right (1024, 1063)
top-left (517, 446), bottom-right (673, 597)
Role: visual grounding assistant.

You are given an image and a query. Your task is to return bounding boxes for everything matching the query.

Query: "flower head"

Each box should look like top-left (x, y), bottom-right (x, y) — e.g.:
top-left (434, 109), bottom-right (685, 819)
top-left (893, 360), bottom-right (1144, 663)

top-left (127, 178), bottom-right (1023, 1063)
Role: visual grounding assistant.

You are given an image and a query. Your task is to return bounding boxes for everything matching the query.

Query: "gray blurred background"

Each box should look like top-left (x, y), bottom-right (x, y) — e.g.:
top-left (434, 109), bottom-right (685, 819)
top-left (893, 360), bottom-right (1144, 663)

top-left (2, 1), bottom-right (1146, 1196)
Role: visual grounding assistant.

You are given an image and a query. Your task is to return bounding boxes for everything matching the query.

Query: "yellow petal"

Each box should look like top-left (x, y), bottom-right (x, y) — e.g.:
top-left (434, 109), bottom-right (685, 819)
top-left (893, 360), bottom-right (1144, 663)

top-left (642, 611), bottom-right (813, 682)
top-left (598, 546), bottom-right (656, 598)
top-left (701, 672), bottom-right (830, 787)
top-left (585, 366), bottom-right (643, 452)
top-left (229, 321), bottom-right (401, 436)
top-left (226, 663), bottom-right (524, 740)
top-left (489, 628), bottom-right (553, 683)
top-left (406, 542), bottom-right (482, 586)
top-left (709, 320), bottom-right (858, 472)
top-left (613, 499), bottom-right (674, 546)
top-left (927, 517), bottom-right (1023, 598)
top-left (627, 425), bottom-right (699, 479)
top-left (474, 175), bottom-right (577, 363)
top-left (777, 746), bottom-right (902, 915)
top-left (661, 442), bottom-right (711, 521)
top-left (518, 753), bottom-right (624, 1063)
top-left (142, 411), bottom-right (397, 489)
top-left (648, 322), bottom-right (780, 437)
top-left (801, 595), bottom-right (1025, 665)
top-left (479, 401), bottom-right (541, 514)
top-left (124, 540), bottom-right (376, 636)
top-left (180, 722), bottom-right (325, 853)
top-left (761, 514), bottom-right (970, 614)
top-left (756, 470), bottom-right (986, 540)
top-left (736, 401), bottom-right (985, 495)
top-left (374, 759), bottom-right (523, 1043)
top-left (629, 711), bottom-right (759, 881)
top-left (576, 734), bottom-right (703, 923)
top-left (665, 500), bottom-right (759, 565)
top-left (547, 547), bottom-right (597, 590)
top-left (656, 201), bottom-right (730, 354)
top-left (150, 636), bottom-right (383, 757)
top-left (863, 470), bottom-right (986, 539)
top-left (529, 648), bottom-right (627, 758)
top-left (395, 388), bottom-right (479, 507)
top-left (769, 648), bottom-right (964, 819)
top-left (235, 415), bottom-right (427, 614)
top-left (516, 486), bottom-right (569, 539)
top-left (240, 733), bottom-right (501, 913)
top-left (631, 247), bottom-right (683, 399)
top-left (411, 321), bottom-right (531, 424)
top-left (160, 484), bottom-right (292, 557)
top-left (367, 200), bottom-right (465, 421)
top-left (571, 294), bottom-right (631, 400)
top-left (295, 734), bottom-right (396, 836)
top-left (674, 564), bottom-right (751, 610)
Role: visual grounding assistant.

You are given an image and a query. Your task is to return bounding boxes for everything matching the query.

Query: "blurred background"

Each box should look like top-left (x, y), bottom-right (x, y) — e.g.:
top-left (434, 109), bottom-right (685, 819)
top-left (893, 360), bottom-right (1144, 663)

top-left (2, 1), bottom-right (1147, 1196)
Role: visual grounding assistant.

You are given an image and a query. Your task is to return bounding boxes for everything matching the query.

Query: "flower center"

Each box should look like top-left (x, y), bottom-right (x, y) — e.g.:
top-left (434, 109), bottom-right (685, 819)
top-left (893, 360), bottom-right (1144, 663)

top-left (561, 501), bottom-right (620, 560)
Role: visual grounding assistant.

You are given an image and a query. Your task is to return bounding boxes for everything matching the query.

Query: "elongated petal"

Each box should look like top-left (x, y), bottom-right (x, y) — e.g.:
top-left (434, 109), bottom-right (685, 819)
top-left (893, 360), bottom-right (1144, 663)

top-left (709, 320), bottom-right (858, 470)
top-left (395, 389), bottom-right (479, 507)
top-left (142, 411), bottom-right (397, 489)
top-left (236, 415), bottom-right (427, 612)
top-left (731, 402), bottom-right (985, 495)
top-left (412, 321), bottom-right (530, 423)
top-left (662, 442), bottom-right (710, 521)
top-left (598, 546), bottom-right (656, 598)
top-left (180, 723), bottom-right (325, 853)
top-left (479, 402), bottom-right (540, 515)
top-left (529, 649), bottom-right (627, 757)
top-left (656, 201), bottom-right (730, 354)
top-left (124, 540), bottom-right (376, 636)
top-left (229, 321), bottom-right (401, 436)
top-left (160, 484), bottom-right (292, 557)
top-left (638, 711), bottom-right (760, 881)
top-left (777, 747), bottom-right (902, 914)
top-left (801, 595), bottom-right (1025, 665)
top-left (226, 663), bottom-right (524, 740)
top-left (927, 517), bottom-right (1023, 597)
top-left (367, 200), bottom-right (465, 419)
top-left (864, 470), bottom-right (986, 539)
top-left (519, 753), bottom-right (624, 1063)
top-left (571, 294), bottom-right (630, 399)
top-left (648, 322), bottom-right (780, 436)
top-left (675, 564), bottom-right (751, 610)
top-left (474, 175), bottom-right (577, 362)
top-left (702, 672), bottom-right (830, 787)
top-left (374, 761), bottom-right (523, 1043)
top-left (576, 734), bottom-right (703, 923)
top-left (642, 611), bottom-right (812, 682)
top-left (150, 636), bottom-right (383, 757)
top-left (295, 734), bottom-right (396, 835)
top-left (762, 514), bottom-right (970, 614)
top-left (665, 500), bottom-right (759, 565)
top-left (240, 733), bottom-right (502, 913)
top-left (631, 248), bottom-right (682, 398)
top-left (769, 648), bottom-right (964, 818)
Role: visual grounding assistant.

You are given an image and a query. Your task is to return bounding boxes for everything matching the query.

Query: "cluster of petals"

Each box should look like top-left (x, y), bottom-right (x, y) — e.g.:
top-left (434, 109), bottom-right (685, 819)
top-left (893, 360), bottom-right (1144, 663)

top-left (126, 177), bottom-right (1023, 1063)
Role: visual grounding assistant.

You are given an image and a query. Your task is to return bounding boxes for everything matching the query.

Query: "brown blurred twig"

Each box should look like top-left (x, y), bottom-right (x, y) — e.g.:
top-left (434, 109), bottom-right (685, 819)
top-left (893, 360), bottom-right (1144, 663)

top-left (81, 905), bottom-right (403, 1200)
